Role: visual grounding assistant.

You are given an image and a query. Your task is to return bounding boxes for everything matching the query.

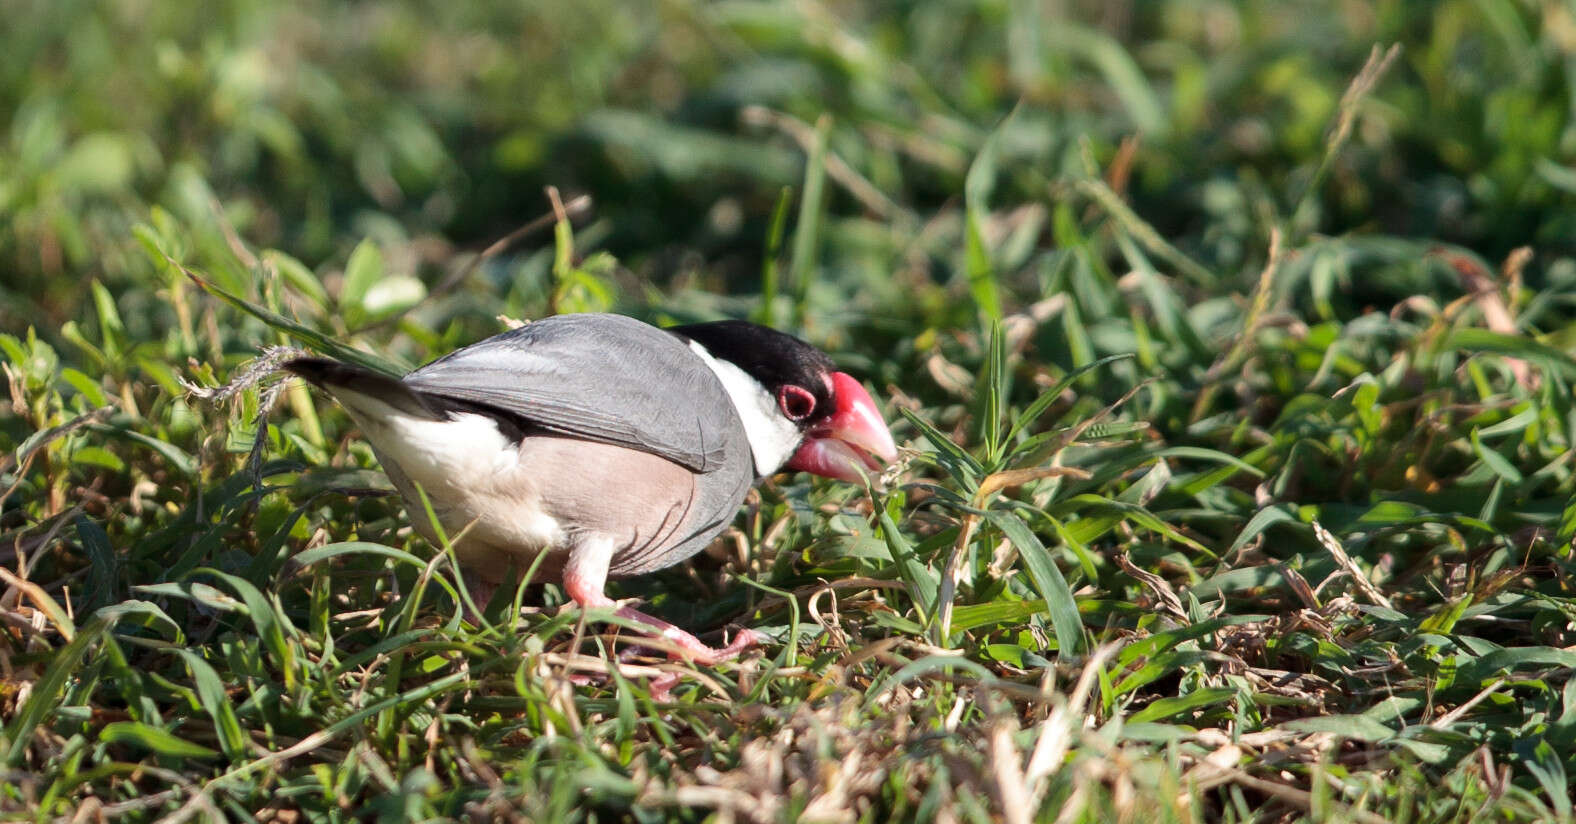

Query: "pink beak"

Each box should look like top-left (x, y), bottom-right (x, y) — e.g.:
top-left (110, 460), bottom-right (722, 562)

top-left (784, 372), bottom-right (898, 484)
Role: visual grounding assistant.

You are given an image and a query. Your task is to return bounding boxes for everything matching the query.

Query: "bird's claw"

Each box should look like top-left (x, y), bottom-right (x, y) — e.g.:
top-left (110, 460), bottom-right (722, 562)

top-left (562, 625), bottom-right (763, 700)
top-left (617, 624), bottom-right (763, 666)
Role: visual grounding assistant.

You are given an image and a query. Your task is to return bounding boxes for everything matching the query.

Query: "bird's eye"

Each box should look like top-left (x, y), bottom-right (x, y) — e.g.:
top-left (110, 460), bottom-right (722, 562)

top-left (778, 385), bottom-right (816, 421)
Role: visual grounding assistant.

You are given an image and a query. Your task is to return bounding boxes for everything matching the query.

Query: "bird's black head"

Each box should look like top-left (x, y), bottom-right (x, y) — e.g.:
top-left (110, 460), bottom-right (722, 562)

top-left (669, 320), bottom-right (837, 428)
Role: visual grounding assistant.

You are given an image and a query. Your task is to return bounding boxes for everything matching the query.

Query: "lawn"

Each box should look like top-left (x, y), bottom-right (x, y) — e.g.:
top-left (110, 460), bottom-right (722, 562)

top-left (4, 1), bottom-right (1576, 821)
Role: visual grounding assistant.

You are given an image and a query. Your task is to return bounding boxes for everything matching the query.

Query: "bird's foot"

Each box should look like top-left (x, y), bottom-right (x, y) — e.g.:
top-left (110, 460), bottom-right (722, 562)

top-left (562, 563), bottom-right (761, 688)
top-left (565, 626), bottom-right (761, 699)
top-left (620, 627), bottom-right (760, 700)
top-left (644, 672), bottom-right (684, 702)
top-left (615, 623), bottom-right (764, 666)
top-left (613, 605), bottom-right (763, 665)
top-left (460, 578), bottom-right (500, 626)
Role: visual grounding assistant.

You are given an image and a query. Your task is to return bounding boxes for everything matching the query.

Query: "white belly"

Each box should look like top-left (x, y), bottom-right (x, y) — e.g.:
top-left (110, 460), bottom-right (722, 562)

top-left (332, 387), bottom-right (566, 559)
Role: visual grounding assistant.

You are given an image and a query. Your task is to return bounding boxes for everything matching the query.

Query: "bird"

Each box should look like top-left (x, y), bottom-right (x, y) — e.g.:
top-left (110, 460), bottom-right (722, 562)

top-left (284, 313), bottom-right (897, 665)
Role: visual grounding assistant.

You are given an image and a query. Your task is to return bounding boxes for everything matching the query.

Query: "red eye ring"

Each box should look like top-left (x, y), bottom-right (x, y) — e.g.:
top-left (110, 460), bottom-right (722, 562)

top-left (778, 385), bottom-right (816, 421)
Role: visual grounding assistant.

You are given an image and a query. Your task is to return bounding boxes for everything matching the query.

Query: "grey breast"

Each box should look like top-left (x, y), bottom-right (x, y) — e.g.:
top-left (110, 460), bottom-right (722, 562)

top-left (400, 313), bottom-right (756, 576)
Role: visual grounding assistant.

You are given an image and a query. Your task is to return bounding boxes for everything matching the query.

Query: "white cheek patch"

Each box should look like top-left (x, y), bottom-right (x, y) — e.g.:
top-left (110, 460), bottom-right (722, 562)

top-left (688, 340), bottom-right (803, 476)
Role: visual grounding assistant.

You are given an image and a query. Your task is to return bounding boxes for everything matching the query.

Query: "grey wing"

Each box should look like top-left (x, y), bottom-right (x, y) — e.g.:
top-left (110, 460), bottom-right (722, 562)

top-left (400, 314), bottom-right (734, 473)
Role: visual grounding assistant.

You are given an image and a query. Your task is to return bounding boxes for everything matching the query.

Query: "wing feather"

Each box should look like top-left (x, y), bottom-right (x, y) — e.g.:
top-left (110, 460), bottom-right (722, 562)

top-left (400, 314), bottom-right (734, 473)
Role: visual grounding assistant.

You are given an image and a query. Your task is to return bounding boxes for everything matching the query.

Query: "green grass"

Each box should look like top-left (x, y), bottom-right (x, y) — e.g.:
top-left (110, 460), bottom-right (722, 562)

top-left (6, 1), bottom-right (1576, 821)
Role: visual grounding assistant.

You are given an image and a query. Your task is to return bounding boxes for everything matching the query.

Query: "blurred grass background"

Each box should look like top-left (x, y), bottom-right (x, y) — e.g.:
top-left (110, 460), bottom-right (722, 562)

top-left (12, 0), bottom-right (1576, 333)
top-left (7, 0), bottom-right (1576, 821)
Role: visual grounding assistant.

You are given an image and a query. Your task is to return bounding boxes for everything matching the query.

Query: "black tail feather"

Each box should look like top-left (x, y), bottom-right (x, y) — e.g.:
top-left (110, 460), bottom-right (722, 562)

top-left (284, 358), bottom-right (441, 419)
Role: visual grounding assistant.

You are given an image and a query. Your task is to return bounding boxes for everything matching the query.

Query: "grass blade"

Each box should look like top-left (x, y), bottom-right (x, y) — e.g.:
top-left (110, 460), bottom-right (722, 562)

top-left (177, 651), bottom-right (248, 760)
top-left (985, 510), bottom-right (1083, 655)
top-left (877, 505), bottom-right (938, 621)
top-left (3, 618), bottom-right (110, 765)
top-left (754, 186), bottom-right (794, 328)
top-left (99, 722), bottom-right (219, 759)
top-left (788, 115), bottom-right (830, 329)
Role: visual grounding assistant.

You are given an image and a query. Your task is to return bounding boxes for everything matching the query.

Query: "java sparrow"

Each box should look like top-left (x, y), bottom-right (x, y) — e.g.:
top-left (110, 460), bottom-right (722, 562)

top-left (286, 313), bottom-right (897, 664)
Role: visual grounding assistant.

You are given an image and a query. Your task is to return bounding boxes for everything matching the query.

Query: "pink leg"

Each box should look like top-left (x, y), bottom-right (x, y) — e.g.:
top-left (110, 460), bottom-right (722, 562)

top-left (462, 578), bottom-right (499, 625)
top-left (562, 537), bottom-right (763, 666)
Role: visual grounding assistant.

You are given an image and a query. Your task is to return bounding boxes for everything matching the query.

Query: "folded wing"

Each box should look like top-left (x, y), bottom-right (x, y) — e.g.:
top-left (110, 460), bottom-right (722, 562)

top-left (400, 313), bottom-right (735, 473)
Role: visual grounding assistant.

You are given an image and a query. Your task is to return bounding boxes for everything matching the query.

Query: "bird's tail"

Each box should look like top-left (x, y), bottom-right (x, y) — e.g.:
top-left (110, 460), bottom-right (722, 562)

top-left (284, 358), bottom-right (442, 420)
